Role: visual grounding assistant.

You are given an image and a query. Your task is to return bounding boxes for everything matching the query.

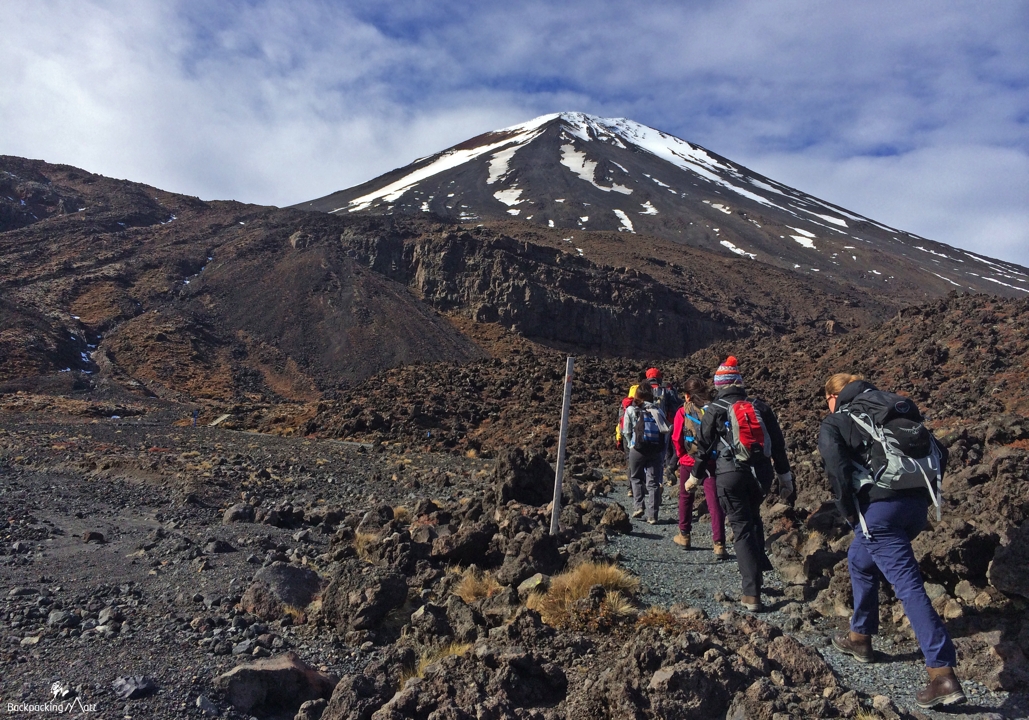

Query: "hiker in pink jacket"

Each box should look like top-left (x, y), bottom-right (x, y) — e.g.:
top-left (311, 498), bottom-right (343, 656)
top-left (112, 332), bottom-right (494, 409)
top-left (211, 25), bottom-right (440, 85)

top-left (671, 376), bottom-right (726, 558)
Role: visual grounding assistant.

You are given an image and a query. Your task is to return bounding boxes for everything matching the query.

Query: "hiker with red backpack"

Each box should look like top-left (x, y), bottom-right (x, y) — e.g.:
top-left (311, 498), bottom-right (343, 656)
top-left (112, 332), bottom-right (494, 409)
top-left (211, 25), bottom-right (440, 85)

top-left (687, 356), bottom-right (793, 612)
top-left (621, 383), bottom-right (670, 524)
top-left (819, 373), bottom-right (965, 709)
top-left (671, 376), bottom-right (726, 557)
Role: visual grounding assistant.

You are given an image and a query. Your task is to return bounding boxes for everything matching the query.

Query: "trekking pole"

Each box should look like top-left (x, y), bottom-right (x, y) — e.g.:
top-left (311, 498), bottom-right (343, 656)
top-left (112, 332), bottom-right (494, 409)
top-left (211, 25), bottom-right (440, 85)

top-left (550, 357), bottom-right (575, 536)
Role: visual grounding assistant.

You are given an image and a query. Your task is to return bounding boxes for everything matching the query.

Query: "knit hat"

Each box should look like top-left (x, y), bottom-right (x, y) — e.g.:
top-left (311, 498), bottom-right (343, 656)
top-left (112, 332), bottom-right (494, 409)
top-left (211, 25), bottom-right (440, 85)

top-left (713, 356), bottom-right (744, 387)
top-left (645, 367), bottom-right (662, 380)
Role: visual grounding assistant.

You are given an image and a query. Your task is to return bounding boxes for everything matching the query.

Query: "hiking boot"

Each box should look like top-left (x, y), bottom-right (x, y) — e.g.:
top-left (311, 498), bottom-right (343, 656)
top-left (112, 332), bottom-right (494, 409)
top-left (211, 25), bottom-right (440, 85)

top-left (631, 509), bottom-right (645, 519)
top-left (712, 542), bottom-right (726, 559)
top-left (673, 532), bottom-right (691, 548)
top-left (915, 666), bottom-right (966, 709)
top-left (740, 595), bottom-right (762, 612)
top-left (646, 517), bottom-right (658, 525)
top-left (832, 632), bottom-right (874, 663)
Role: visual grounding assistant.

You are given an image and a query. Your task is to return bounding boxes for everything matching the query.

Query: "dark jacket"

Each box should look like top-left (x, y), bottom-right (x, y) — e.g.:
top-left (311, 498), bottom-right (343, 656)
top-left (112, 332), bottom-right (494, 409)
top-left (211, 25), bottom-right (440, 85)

top-left (818, 380), bottom-right (948, 519)
top-left (689, 386), bottom-right (790, 477)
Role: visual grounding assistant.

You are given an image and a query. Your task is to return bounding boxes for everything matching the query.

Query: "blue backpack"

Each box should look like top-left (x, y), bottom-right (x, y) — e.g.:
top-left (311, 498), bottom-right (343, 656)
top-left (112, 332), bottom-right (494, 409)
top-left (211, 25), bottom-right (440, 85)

top-left (633, 403), bottom-right (668, 454)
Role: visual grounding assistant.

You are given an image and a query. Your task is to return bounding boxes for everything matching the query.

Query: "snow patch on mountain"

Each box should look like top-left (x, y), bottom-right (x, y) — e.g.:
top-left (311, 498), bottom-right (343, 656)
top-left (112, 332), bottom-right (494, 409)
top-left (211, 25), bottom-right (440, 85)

top-left (721, 240), bottom-right (756, 259)
top-left (494, 188), bottom-right (524, 206)
top-left (339, 115), bottom-right (555, 213)
top-left (613, 209), bottom-right (635, 233)
top-left (560, 144), bottom-right (633, 194)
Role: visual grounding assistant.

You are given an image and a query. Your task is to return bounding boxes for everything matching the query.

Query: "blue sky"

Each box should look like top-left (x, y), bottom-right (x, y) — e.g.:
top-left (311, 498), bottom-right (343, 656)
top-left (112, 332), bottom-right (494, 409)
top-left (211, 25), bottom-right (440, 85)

top-left (3, 0), bottom-right (1027, 266)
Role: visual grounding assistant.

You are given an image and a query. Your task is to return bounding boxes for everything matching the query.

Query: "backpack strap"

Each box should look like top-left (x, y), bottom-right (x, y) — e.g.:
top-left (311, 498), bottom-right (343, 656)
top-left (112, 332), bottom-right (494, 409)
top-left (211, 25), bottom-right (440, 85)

top-left (647, 406), bottom-right (670, 434)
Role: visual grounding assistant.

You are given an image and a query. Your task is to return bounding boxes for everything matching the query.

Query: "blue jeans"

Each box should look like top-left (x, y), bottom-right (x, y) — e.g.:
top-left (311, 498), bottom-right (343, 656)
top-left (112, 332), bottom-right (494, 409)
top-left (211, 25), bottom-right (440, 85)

top-left (848, 496), bottom-right (957, 668)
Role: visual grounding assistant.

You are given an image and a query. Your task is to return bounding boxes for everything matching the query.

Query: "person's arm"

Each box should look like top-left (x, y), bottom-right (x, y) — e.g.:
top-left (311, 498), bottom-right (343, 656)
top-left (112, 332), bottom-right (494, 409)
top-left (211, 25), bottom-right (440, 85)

top-left (621, 405), bottom-right (637, 449)
top-left (671, 407), bottom-right (687, 459)
top-left (758, 401), bottom-right (791, 476)
top-left (818, 418), bottom-right (856, 521)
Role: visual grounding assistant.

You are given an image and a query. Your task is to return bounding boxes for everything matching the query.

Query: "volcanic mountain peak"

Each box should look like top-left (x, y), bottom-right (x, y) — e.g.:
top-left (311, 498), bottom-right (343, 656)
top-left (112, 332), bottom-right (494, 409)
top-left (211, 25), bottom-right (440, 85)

top-left (297, 112), bottom-right (1028, 299)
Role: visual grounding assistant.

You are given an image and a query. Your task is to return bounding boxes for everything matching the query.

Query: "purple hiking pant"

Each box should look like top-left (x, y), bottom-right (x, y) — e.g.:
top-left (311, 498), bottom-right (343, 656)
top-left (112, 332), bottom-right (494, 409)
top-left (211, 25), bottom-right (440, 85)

top-left (849, 495), bottom-right (957, 668)
top-left (678, 465), bottom-right (725, 543)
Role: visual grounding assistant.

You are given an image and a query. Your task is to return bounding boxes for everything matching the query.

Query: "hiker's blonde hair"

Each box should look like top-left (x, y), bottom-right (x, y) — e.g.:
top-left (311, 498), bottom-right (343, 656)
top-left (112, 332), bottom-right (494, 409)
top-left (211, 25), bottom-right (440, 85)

top-left (824, 373), bottom-right (864, 396)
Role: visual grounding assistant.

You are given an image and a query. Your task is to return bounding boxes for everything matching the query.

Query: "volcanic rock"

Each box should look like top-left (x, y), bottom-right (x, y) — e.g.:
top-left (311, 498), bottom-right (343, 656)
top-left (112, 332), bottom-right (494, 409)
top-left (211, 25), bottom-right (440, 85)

top-left (242, 563), bottom-right (323, 621)
top-left (214, 652), bottom-right (336, 716)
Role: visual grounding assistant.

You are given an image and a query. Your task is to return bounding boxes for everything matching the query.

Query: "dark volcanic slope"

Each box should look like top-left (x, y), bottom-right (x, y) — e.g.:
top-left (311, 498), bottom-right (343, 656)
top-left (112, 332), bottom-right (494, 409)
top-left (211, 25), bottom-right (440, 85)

top-left (0, 157), bottom-right (484, 399)
top-left (298, 112), bottom-right (1028, 300)
top-left (3, 155), bottom-right (903, 406)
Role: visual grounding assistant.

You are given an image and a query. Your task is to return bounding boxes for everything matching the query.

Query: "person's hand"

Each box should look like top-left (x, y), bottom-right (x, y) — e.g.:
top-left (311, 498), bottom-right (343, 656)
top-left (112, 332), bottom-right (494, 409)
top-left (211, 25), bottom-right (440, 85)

top-left (777, 472), bottom-right (795, 501)
top-left (684, 475), bottom-right (700, 492)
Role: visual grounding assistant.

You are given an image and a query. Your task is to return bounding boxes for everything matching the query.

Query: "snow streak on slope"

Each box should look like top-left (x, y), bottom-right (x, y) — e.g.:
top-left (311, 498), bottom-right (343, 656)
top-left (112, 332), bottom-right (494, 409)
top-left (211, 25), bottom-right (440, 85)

top-left (337, 114), bottom-right (558, 213)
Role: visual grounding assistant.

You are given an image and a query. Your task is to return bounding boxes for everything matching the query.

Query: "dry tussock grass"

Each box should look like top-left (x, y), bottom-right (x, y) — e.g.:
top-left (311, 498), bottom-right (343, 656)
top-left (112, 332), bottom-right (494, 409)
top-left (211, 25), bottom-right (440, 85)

top-left (392, 506), bottom-right (410, 523)
top-left (453, 568), bottom-right (503, 603)
top-left (354, 531), bottom-right (379, 561)
top-left (524, 562), bottom-right (640, 627)
top-left (398, 642), bottom-right (473, 688)
top-left (281, 604), bottom-right (307, 624)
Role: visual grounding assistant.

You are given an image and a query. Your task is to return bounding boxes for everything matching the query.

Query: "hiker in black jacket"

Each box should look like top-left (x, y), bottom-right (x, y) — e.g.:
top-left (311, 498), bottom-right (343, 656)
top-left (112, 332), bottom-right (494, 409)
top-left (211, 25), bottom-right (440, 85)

top-left (687, 356), bottom-right (793, 612)
top-left (819, 373), bottom-right (965, 709)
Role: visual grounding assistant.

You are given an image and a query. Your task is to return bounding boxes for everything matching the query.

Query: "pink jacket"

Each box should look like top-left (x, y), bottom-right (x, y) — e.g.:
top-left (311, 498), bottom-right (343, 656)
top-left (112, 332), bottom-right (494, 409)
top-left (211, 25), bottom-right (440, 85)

top-left (671, 406), bottom-right (697, 469)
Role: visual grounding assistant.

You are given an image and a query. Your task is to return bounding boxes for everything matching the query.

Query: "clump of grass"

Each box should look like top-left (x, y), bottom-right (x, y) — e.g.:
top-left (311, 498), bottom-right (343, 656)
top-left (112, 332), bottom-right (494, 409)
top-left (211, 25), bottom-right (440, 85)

top-left (354, 531), bottom-right (379, 561)
top-left (392, 506), bottom-right (410, 523)
top-left (856, 712), bottom-right (885, 720)
top-left (636, 606), bottom-right (677, 630)
top-left (281, 603), bottom-right (307, 624)
top-left (453, 568), bottom-right (503, 604)
top-left (464, 448), bottom-right (479, 459)
top-left (525, 561), bottom-right (640, 627)
top-left (398, 642), bottom-right (473, 689)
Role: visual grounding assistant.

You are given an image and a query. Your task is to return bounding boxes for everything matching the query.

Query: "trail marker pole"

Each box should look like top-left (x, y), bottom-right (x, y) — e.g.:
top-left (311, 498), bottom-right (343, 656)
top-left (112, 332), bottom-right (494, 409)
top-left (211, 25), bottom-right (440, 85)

top-left (550, 357), bottom-right (574, 536)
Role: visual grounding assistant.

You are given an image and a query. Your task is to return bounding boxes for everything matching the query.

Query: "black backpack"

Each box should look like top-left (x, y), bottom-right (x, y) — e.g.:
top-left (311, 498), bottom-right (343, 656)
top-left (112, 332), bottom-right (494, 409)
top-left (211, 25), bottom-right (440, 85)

top-left (842, 390), bottom-right (943, 531)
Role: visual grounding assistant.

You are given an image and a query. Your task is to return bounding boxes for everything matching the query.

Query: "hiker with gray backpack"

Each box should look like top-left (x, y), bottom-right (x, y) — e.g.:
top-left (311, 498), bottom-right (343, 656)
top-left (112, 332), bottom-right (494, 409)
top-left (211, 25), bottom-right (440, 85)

top-left (818, 373), bottom-right (966, 710)
top-left (621, 383), bottom-right (670, 524)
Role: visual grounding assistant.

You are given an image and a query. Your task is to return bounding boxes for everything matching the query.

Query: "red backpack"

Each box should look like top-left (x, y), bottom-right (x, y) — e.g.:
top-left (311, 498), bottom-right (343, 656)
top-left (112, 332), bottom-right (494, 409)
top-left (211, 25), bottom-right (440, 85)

top-left (715, 398), bottom-right (771, 463)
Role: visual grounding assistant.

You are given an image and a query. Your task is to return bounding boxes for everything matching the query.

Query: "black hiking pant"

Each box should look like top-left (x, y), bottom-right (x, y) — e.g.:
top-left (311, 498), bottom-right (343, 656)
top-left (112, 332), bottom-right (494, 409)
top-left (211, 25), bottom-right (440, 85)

top-left (717, 469), bottom-right (772, 598)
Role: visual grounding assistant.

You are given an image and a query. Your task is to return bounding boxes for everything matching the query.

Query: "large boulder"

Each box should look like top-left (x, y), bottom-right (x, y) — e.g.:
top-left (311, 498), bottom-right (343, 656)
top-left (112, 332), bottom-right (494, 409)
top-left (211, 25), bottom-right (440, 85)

top-left (430, 520), bottom-right (499, 565)
top-left (493, 448), bottom-right (554, 507)
top-left (242, 563), bottom-right (323, 621)
top-left (321, 647), bottom-right (416, 720)
top-left (214, 652), bottom-right (336, 716)
top-left (320, 559), bottom-right (407, 632)
top-left (988, 521), bottom-right (1029, 598)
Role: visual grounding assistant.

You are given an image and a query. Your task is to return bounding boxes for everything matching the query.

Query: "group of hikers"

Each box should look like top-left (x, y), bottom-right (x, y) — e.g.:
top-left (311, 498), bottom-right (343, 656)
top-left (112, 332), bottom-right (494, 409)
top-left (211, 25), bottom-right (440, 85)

top-left (613, 356), bottom-right (966, 710)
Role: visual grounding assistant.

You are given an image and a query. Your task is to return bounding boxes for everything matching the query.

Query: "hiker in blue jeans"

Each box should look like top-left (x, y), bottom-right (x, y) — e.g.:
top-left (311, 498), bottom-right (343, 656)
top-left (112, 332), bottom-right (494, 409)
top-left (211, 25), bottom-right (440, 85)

top-left (818, 372), bottom-right (965, 710)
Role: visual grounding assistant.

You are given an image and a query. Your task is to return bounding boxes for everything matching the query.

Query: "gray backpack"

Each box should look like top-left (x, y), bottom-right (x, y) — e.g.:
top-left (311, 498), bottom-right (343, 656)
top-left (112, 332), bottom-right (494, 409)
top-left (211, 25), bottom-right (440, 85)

top-left (843, 390), bottom-right (943, 537)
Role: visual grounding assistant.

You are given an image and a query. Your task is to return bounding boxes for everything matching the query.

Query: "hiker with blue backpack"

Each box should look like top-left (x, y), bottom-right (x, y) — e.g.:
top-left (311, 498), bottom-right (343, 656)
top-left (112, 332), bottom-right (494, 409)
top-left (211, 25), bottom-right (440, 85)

top-left (621, 383), bottom-right (670, 524)
top-left (818, 373), bottom-right (966, 709)
top-left (687, 356), bottom-right (793, 612)
top-left (671, 376), bottom-right (726, 558)
top-left (641, 368), bottom-right (681, 486)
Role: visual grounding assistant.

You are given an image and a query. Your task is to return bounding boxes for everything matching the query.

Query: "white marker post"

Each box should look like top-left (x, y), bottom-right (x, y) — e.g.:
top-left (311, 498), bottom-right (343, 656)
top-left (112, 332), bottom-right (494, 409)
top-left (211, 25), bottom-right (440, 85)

top-left (550, 357), bottom-right (575, 536)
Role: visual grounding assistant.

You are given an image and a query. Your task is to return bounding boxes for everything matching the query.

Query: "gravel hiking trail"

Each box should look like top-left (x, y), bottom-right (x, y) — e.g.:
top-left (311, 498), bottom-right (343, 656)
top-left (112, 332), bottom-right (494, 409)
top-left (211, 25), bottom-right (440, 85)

top-left (607, 481), bottom-right (1029, 720)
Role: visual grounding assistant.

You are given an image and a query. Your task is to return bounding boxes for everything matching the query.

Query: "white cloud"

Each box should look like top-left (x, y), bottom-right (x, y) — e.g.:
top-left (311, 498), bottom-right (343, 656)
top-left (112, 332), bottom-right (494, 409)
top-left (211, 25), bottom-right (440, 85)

top-left (1, 0), bottom-right (1026, 265)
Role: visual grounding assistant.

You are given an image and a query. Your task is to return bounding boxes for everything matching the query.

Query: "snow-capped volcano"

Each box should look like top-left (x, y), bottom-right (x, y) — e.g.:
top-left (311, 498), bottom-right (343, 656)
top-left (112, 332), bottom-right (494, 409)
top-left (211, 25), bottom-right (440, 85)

top-left (296, 112), bottom-right (1027, 297)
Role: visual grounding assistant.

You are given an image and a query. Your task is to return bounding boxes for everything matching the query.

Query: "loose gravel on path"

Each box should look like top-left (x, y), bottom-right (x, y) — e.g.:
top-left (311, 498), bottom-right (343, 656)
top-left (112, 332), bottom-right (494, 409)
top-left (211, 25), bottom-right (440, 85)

top-left (607, 482), bottom-right (1029, 720)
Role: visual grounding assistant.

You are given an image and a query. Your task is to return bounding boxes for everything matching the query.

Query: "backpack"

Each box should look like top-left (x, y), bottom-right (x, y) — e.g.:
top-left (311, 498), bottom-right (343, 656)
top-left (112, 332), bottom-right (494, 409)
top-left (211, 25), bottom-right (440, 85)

top-left (650, 381), bottom-right (682, 419)
top-left (713, 398), bottom-right (771, 463)
top-left (680, 403), bottom-right (704, 456)
top-left (632, 403), bottom-right (668, 454)
top-left (841, 390), bottom-right (942, 508)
